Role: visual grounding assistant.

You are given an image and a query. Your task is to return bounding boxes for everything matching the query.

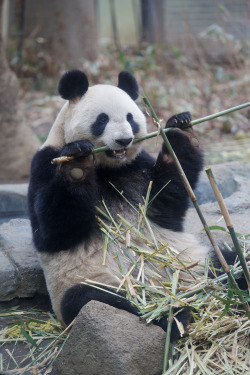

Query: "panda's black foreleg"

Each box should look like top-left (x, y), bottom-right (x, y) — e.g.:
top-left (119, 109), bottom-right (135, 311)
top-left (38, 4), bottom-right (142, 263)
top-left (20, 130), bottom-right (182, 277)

top-left (148, 112), bottom-right (203, 231)
top-left (28, 140), bottom-right (97, 252)
top-left (61, 284), bottom-right (191, 341)
top-left (163, 112), bottom-right (204, 187)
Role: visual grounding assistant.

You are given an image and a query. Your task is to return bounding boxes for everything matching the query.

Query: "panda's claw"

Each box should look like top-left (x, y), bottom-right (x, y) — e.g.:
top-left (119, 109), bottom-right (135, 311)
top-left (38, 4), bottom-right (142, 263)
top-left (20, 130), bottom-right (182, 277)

top-left (166, 112), bottom-right (192, 130)
top-left (60, 140), bottom-right (94, 158)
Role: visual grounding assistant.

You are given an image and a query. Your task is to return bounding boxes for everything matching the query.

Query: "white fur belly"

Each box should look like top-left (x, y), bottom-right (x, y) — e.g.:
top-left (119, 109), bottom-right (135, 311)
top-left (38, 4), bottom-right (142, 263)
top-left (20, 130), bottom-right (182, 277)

top-left (38, 237), bottom-right (121, 321)
top-left (151, 223), bottom-right (209, 264)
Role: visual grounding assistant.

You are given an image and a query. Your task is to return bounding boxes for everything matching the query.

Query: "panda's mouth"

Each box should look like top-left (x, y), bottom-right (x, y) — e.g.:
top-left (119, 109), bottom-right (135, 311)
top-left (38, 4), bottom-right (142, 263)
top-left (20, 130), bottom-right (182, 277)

top-left (106, 148), bottom-right (127, 159)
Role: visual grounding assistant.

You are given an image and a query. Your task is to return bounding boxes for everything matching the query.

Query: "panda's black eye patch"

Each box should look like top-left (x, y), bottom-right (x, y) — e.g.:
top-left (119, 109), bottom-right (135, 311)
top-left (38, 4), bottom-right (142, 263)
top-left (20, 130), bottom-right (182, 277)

top-left (127, 113), bottom-right (139, 134)
top-left (91, 113), bottom-right (109, 136)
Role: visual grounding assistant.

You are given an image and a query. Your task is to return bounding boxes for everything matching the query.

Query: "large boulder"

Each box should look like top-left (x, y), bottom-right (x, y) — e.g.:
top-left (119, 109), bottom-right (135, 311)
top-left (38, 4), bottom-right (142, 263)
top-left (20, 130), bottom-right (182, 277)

top-left (185, 162), bottom-right (250, 236)
top-left (0, 219), bottom-right (47, 300)
top-left (194, 163), bottom-right (238, 204)
top-left (52, 301), bottom-right (166, 375)
top-left (0, 184), bottom-right (28, 225)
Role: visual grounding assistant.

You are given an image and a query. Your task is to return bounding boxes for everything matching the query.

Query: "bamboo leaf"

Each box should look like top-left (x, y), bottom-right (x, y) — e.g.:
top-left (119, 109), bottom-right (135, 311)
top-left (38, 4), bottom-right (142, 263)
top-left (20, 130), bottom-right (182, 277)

top-left (207, 225), bottom-right (228, 232)
top-left (20, 327), bottom-right (38, 348)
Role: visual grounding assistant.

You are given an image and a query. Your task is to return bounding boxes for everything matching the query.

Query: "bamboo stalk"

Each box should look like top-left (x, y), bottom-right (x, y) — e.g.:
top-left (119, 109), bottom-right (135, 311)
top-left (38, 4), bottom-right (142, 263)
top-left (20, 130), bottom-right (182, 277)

top-left (163, 270), bottom-right (179, 372)
top-left (191, 102), bottom-right (250, 126)
top-left (177, 265), bottom-right (248, 300)
top-left (50, 102), bottom-right (250, 164)
top-left (143, 96), bottom-right (250, 315)
top-left (205, 167), bottom-right (250, 289)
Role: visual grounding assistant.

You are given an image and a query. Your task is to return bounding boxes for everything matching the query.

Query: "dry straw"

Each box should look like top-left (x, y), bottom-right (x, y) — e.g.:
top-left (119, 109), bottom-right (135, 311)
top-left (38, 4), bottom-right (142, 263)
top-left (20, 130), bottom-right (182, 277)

top-left (87, 191), bottom-right (250, 374)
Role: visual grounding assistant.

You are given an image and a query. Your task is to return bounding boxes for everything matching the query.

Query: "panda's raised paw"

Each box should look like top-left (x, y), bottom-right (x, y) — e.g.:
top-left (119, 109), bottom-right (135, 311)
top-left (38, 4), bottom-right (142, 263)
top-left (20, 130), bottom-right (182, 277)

top-left (165, 112), bottom-right (192, 130)
top-left (60, 140), bottom-right (94, 158)
top-left (57, 141), bottom-right (94, 182)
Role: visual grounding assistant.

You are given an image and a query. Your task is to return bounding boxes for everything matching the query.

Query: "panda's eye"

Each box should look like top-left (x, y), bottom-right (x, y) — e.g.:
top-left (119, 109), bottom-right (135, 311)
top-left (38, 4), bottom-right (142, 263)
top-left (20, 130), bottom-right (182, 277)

top-left (127, 112), bottom-right (139, 134)
top-left (97, 113), bottom-right (109, 124)
top-left (91, 113), bottom-right (109, 137)
top-left (127, 113), bottom-right (133, 122)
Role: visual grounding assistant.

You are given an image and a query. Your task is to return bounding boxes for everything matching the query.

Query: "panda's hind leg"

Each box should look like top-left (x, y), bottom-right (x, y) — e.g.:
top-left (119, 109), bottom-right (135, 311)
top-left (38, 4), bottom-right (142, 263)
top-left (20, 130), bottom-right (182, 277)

top-left (209, 247), bottom-right (249, 291)
top-left (60, 284), bottom-right (139, 326)
top-left (153, 306), bottom-right (192, 341)
top-left (61, 284), bottom-right (192, 342)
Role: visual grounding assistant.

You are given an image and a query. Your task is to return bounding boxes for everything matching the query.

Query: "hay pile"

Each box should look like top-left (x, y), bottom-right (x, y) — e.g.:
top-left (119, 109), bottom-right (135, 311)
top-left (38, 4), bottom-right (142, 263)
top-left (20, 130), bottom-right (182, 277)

top-left (83, 201), bottom-right (250, 375)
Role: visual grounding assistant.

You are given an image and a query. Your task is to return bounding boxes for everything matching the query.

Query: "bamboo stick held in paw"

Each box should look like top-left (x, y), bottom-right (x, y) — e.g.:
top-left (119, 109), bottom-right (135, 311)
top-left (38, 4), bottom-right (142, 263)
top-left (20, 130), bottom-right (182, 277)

top-left (51, 156), bottom-right (75, 164)
top-left (50, 101), bottom-right (250, 165)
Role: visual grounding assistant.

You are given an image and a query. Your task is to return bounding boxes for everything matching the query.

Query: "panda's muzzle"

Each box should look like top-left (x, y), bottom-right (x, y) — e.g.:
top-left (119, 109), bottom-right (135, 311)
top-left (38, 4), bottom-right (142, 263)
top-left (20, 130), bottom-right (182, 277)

top-left (115, 138), bottom-right (133, 147)
top-left (106, 137), bottom-right (133, 159)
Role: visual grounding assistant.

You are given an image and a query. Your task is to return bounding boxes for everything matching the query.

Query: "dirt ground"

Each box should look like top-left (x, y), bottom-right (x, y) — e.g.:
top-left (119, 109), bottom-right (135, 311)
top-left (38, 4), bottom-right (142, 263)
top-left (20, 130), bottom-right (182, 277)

top-left (0, 295), bottom-right (65, 375)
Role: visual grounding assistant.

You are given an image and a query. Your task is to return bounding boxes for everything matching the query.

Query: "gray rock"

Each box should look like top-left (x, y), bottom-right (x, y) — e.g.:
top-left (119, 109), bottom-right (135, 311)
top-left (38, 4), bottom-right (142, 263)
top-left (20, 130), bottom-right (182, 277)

top-left (186, 161), bottom-right (250, 233)
top-left (0, 241), bottom-right (17, 298)
top-left (0, 219), bottom-right (47, 301)
top-left (0, 183), bottom-right (28, 196)
top-left (185, 170), bottom-right (250, 236)
top-left (52, 301), bottom-right (166, 375)
top-left (0, 184), bottom-right (28, 225)
top-left (194, 163), bottom-right (238, 205)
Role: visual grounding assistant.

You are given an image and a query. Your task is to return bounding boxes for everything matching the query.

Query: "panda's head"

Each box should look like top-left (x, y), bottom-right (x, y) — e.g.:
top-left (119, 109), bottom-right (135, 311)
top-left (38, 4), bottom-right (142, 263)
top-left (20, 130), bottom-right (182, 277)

top-left (54, 70), bottom-right (147, 168)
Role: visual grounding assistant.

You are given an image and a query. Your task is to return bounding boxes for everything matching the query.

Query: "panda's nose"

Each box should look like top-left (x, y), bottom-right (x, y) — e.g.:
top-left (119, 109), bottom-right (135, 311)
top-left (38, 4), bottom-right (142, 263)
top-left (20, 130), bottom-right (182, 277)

top-left (115, 138), bottom-right (133, 147)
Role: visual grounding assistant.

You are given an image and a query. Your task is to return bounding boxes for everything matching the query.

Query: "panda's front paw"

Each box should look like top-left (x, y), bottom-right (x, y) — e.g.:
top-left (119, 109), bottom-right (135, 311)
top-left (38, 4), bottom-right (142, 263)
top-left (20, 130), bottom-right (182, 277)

top-left (58, 141), bottom-right (94, 182)
top-left (60, 140), bottom-right (94, 158)
top-left (165, 112), bottom-right (192, 130)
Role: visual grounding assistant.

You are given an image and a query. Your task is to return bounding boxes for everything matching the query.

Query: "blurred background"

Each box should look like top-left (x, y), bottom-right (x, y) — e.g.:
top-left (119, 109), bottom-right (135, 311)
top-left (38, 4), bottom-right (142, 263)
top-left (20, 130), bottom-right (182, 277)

top-left (0, 0), bottom-right (250, 183)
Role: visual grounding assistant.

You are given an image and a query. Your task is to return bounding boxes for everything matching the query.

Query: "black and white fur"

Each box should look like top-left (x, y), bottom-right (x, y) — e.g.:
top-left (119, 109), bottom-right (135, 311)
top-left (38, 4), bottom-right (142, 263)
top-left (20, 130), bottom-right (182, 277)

top-left (28, 70), bottom-right (210, 341)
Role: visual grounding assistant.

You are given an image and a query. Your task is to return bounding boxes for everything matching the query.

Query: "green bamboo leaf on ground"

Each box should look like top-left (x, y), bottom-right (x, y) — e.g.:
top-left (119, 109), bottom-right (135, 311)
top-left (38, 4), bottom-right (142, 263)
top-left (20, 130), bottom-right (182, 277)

top-left (20, 327), bottom-right (38, 348)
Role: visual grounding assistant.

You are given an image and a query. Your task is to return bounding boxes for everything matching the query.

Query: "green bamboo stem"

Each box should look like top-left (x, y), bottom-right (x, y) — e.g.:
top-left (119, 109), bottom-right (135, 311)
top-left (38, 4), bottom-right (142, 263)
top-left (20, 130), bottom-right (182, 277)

top-left (191, 102), bottom-right (250, 126)
top-left (51, 101), bottom-right (250, 164)
top-left (163, 271), bottom-right (179, 372)
top-left (143, 96), bottom-right (250, 315)
top-left (205, 167), bottom-right (250, 289)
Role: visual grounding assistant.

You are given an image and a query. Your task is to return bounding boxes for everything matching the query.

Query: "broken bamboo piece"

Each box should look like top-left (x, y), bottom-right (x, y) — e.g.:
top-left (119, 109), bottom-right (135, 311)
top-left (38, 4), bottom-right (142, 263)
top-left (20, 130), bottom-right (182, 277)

top-left (205, 167), bottom-right (250, 289)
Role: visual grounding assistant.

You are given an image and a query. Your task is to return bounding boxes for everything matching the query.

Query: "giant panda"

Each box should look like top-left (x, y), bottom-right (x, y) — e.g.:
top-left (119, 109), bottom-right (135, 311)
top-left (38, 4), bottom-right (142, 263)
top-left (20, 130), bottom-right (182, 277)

top-left (28, 70), bottom-right (214, 341)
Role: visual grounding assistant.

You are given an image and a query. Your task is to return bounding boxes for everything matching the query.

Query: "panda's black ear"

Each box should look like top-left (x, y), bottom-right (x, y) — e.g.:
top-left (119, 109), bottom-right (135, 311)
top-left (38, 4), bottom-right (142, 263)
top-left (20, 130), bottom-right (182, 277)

top-left (58, 70), bottom-right (89, 100)
top-left (118, 71), bottom-right (139, 100)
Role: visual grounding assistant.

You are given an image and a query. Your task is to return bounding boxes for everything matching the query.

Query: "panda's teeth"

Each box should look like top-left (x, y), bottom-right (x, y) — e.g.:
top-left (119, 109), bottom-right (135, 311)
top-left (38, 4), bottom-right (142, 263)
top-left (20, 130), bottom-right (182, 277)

top-left (113, 150), bottom-right (126, 156)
